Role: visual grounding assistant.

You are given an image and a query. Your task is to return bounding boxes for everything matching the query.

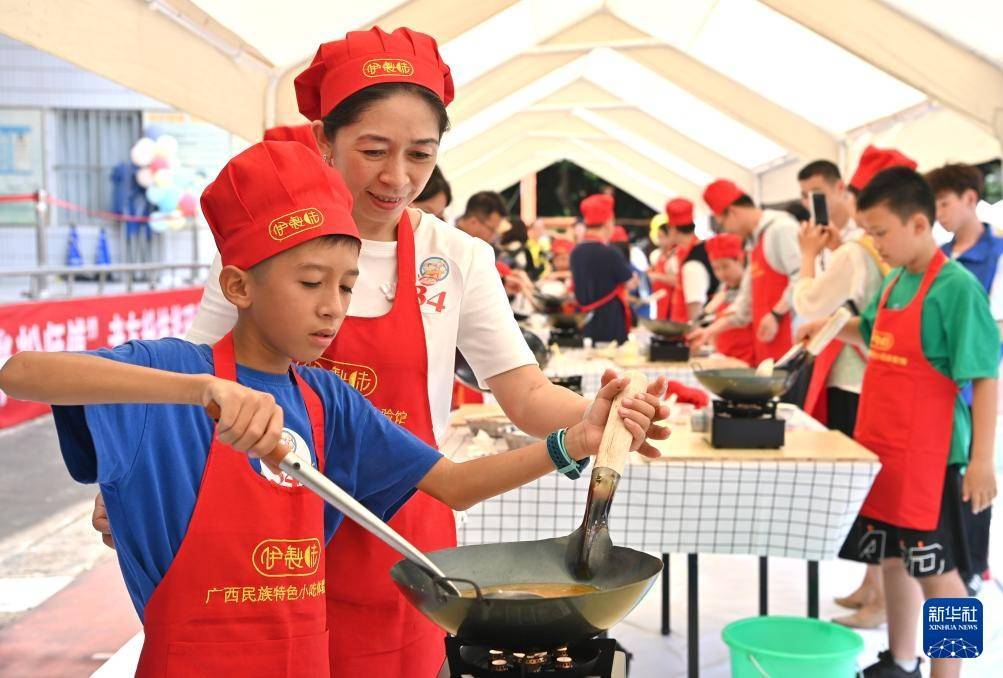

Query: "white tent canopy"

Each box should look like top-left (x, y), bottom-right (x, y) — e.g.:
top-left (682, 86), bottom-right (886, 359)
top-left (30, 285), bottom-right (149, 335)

top-left (4, 0), bottom-right (1000, 212)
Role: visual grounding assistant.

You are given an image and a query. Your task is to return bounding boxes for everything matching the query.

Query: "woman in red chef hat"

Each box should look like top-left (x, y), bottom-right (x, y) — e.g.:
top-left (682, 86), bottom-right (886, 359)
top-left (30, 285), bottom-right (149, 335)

top-left (174, 27), bottom-right (670, 677)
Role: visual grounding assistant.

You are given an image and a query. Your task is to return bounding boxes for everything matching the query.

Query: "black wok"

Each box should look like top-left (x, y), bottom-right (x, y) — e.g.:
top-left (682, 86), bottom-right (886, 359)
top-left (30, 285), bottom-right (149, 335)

top-left (693, 366), bottom-right (796, 403)
top-left (455, 329), bottom-right (550, 392)
top-left (640, 318), bottom-right (691, 338)
top-left (390, 536), bottom-right (661, 649)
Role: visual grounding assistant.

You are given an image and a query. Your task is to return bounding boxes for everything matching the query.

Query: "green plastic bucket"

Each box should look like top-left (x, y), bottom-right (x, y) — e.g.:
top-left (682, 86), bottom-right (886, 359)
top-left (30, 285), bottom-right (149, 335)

top-left (722, 616), bottom-right (864, 677)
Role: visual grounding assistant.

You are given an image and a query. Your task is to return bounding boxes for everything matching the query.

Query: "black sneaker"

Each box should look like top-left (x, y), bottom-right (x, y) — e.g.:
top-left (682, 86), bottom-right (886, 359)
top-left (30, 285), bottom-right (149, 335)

top-left (862, 650), bottom-right (921, 677)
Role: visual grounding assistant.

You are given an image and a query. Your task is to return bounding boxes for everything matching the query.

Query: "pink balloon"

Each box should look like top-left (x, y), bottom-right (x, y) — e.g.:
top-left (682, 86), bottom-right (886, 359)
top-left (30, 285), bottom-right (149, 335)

top-left (149, 156), bottom-right (169, 172)
top-left (178, 192), bottom-right (198, 218)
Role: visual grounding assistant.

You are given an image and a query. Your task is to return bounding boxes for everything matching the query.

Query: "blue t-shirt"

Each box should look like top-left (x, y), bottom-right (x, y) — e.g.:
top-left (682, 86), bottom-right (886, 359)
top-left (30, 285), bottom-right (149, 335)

top-left (51, 338), bottom-right (442, 620)
top-left (570, 241), bottom-right (633, 343)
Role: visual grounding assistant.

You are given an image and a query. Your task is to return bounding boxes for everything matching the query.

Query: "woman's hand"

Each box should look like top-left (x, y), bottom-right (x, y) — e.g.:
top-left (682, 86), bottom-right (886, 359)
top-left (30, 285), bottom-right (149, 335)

top-left (569, 371), bottom-right (669, 460)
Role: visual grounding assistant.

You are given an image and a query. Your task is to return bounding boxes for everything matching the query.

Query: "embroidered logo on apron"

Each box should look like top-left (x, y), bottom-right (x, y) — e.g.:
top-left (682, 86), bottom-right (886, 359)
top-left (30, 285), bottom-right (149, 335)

top-left (258, 427), bottom-right (312, 487)
top-left (252, 537), bottom-right (322, 577)
top-left (311, 357), bottom-right (379, 396)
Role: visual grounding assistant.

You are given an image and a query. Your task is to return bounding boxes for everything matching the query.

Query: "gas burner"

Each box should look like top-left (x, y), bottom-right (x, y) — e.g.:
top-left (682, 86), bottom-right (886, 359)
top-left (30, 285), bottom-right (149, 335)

top-left (441, 637), bottom-right (624, 677)
top-left (710, 399), bottom-right (785, 449)
top-left (648, 335), bottom-right (689, 362)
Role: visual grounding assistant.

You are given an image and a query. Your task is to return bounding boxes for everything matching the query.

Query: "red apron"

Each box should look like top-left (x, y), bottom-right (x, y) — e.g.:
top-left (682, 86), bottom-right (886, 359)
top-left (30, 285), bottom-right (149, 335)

top-left (669, 236), bottom-right (698, 323)
top-left (855, 251), bottom-right (957, 530)
top-left (750, 224), bottom-right (793, 362)
top-left (577, 283), bottom-right (631, 333)
top-left (650, 250), bottom-right (673, 320)
top-left (318, 212), bottom-right (455, 677)
top-left (137, 332), bottom-right (329, 677)
top-left (714, 295), bottom-right (756, 365)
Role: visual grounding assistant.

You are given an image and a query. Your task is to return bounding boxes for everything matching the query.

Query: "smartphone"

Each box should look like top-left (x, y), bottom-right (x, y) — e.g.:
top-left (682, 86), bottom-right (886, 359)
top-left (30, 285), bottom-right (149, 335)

top-left (809, 191), bottom-right (829, 226)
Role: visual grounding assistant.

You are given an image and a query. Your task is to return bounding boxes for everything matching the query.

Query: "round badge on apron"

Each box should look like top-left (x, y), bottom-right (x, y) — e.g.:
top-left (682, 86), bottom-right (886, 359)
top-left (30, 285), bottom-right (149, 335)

top-left (258, 428), bottom-right (311, 488)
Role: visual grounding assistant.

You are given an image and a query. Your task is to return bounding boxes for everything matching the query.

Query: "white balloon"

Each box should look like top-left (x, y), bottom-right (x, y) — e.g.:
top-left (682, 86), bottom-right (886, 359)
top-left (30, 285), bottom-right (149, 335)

top-left (135, 168), bottom-right (154, 188)
top-left (130, 137), bottom-right (156, 167)
top-left (154, 135), bottom-right (179, 159)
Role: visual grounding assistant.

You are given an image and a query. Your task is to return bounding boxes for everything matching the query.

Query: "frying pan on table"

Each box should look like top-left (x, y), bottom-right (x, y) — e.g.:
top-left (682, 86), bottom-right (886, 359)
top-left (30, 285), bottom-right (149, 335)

top-left (639, 318), bottom-right (691, 338)
top-left (692, 364), bottom-right (797, 403)
top-left (455, 328), bottom-right (551, 393)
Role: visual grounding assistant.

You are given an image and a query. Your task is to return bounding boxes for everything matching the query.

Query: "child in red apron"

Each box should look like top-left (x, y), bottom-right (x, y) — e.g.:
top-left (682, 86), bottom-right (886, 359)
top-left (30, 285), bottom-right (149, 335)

top-left (704, 234), bottom-right (755, 364)
top-left (800, 166), bottom-right (998, 678)
top-left (648, 223), bottom-right (675, 320)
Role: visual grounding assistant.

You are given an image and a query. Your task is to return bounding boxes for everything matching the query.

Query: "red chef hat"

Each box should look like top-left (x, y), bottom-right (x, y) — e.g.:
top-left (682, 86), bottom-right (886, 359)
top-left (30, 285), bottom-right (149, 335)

top-left (665, 197), bottom-right (694, 227)
top-left (201, 141), bottom-right (358, 270)
top-left (702, 179), bottom-right (746, 217)
top-left (611, 225), bottom-right (629, 242)
top-left (263, 124), bottom-right (320, 155)
top-left (551, 238), bottom-right (574, 255)
top-left (706, 233), bottom-right (745, 261)
top-left (580, 194), bottom-right (615, 226)
top-left (295, 27), bottom-right (454, 122)
top-left (849, 145), bottom-right (918, 191)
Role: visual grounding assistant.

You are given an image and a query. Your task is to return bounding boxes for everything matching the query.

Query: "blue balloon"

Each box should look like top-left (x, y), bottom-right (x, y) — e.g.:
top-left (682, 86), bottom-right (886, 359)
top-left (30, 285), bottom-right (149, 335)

top-left (144, 124), bottom-right (165, 141)
top-left (157, 186), bottom-right (182, 212)
top-left (146, 185), bottom-right (165, 205)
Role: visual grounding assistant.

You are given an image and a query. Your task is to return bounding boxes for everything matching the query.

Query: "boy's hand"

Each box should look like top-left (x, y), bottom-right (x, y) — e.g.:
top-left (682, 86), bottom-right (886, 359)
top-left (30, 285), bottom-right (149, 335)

top-left (963, 457), bottom-right (997, 514)
top-left (92, 492), bottom-right (114, 550)
top-left (201, 376), bottom-right (285, 462)
top-left (569, 372), bottom-right (669, 460)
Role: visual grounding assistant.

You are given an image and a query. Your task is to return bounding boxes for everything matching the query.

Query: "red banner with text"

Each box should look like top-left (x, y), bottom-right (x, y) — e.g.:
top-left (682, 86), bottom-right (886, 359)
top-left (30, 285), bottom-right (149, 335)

top-left (0, 287), bottom-right (203, 428)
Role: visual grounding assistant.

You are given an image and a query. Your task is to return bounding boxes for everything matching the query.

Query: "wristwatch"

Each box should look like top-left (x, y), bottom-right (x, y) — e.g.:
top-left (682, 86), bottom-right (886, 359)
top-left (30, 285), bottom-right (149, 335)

top-left (546, 428), bottom-right (590, 480)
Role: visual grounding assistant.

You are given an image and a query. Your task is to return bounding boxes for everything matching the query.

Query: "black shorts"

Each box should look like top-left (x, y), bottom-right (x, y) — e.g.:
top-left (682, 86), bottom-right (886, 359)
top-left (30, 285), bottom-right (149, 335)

top-left (838, 465), bottom-right (970, 578)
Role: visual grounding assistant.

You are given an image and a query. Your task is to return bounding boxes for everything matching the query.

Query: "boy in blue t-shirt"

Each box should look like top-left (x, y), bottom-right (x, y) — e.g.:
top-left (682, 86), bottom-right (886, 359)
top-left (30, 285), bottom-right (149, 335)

top-left (926, 162), bottom-right (1003, 594)
top-left (0, 141), bottom-right (665, 675)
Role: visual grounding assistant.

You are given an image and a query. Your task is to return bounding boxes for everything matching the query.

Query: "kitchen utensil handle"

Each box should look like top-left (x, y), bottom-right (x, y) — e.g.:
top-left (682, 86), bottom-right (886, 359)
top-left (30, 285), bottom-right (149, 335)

top-left (774, 342), bottom-right (805, 369)
top-left (595, 370), bottom-right (648, 475)
top-left (277, 454), bottom-right (459, 595)
top-left (806, 307), bottom-right (853, 356)
top-left (205, 402), bottom-right (458, 594)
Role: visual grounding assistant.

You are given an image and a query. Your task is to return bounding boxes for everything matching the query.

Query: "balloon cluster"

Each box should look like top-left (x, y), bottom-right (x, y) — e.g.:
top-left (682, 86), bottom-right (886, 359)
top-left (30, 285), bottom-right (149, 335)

top-left (130, 125), bottom-right (202, 232)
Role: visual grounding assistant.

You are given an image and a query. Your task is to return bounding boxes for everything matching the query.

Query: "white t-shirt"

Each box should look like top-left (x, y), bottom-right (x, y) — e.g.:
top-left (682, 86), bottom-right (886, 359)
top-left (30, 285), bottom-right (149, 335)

top-left (792, 221), bottom-right (884, 393)
top-left (681, 259), bottom-right (711, 305)
top-left (187, 210), bottom-right (536, 446)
